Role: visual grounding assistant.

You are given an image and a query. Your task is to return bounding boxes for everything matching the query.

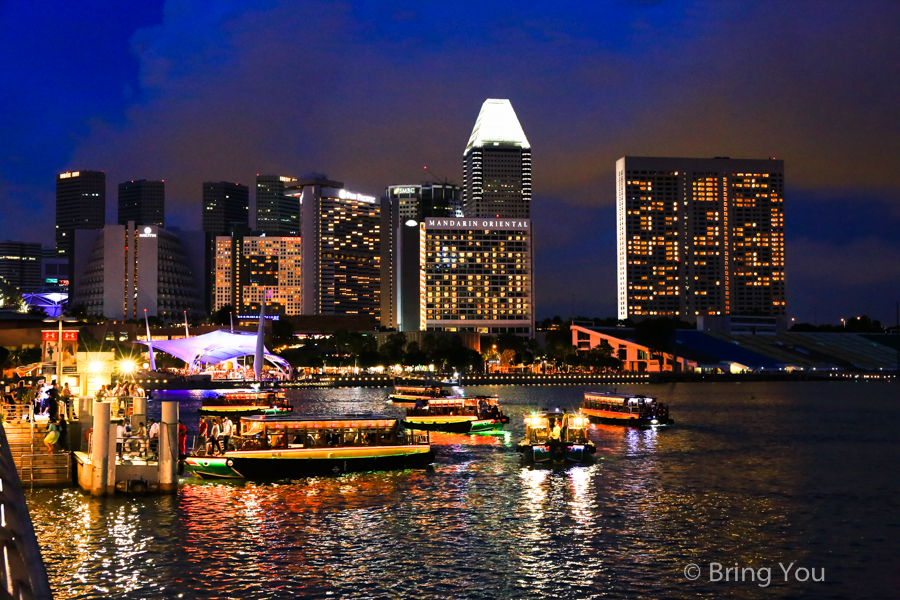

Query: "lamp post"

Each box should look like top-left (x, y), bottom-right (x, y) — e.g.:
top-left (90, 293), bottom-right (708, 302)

top-left (44, 315), bottom-right (78, 385)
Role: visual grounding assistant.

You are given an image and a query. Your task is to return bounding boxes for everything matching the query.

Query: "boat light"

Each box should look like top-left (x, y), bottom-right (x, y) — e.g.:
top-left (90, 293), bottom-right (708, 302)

top-left (651, 419), bottom-right (659, 425)
top-left (523, 417), bottom-right (531, 425)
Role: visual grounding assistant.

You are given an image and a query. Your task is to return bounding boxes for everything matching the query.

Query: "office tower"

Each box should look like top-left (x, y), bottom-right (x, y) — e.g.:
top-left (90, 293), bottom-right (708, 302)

top-left (202, 181), bottom-right (250, 234)
top-left (56, 170), bottom-right (105, 297)
top-left (285, 175), bottom-right (380, 318)
top-left (255, 175), bottom-right (299, 235)
top-left (0, 241), bottom-right (41, 290)
top-left (421, 216), bottom-right (534, 335)
top-left (118, 179), bottom-right (165, 227)
top-left (213, 235), bottom-right (302, 316)
top-left (380, 194), bottom-right (418, 331)
top-left (40, 247), bottom-right (69, 292)
top-left (201, 181), bottom-right (250, 311)
top-left (616, 156), bottom-right (786, 321)
top-left (463, 99), bottom-right (532, 219)
top-left (385, 183), bottom-right (462, 222)
top-left (73, 222), bottom-right (204, 321)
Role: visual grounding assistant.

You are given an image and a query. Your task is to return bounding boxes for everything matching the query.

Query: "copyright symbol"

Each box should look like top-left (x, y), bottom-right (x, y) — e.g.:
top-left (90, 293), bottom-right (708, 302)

top-left (684, 563), bottom-right (701, 580)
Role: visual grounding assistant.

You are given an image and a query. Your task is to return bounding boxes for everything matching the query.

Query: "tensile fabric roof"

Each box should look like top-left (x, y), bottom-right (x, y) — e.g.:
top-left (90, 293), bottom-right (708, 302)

top-left (133, 329), bottom-right (290, 373)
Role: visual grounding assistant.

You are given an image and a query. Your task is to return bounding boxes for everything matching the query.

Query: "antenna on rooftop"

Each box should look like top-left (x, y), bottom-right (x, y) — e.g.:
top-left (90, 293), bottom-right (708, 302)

top-left (423, 166), bottom-right (450, 185)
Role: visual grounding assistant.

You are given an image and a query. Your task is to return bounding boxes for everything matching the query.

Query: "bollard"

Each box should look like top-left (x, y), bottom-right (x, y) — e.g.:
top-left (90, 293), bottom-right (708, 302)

top-left (159, 401), bottom-right (179, 493)
top-left (90, 401), bottom-right (113, 496)
top-left (131, 397), bottom-right (147, 431)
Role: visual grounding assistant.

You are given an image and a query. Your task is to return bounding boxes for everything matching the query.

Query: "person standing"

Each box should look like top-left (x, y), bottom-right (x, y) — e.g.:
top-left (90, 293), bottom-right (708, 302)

top-left (178, 419), bottom-right (187, 458)
top-left (221, 416), bottom-right (233, 454)
top-left (60, 382), bottom-right (72, 417)
top-left (197, 419), bottom-right (209, 455)
top-left (148, 418), bottom-right (160, 459)
top-left (57, 414), bottom-right (69, 451)
top-left (47, 383), bottom-right (60, 422)
top-left (135, 421), bottom-right (148, 456)
top-left (208, 418), bottom-right (221, 456)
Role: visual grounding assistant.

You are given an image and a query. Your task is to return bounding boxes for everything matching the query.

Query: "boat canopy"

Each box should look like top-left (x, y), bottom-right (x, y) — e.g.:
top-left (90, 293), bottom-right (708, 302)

top-left (133, 329), bottom-right (291, 376)
top-left (584, 391), bottom-right (657, 404)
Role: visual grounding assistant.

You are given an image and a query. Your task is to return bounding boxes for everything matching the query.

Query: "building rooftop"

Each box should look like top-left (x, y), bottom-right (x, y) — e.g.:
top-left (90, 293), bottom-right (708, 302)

top-left (465, 99), bottom-right (530, 152)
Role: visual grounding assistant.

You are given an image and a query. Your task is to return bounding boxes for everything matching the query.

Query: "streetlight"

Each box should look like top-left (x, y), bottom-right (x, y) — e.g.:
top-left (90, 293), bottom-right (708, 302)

top-left (841, 318), bottom-right (845, 329)
top-left (43, 315), bottom-right (78, 385)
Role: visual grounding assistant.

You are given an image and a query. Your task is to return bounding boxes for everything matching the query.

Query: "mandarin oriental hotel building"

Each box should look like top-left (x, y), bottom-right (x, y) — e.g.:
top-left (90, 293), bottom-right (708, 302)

top-left (421, 217), bottom-right (533, 335)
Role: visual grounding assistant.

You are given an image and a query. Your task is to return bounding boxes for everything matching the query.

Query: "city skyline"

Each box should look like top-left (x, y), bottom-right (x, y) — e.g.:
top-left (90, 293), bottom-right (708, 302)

top-left (2, 1), bottom-right (899, 324)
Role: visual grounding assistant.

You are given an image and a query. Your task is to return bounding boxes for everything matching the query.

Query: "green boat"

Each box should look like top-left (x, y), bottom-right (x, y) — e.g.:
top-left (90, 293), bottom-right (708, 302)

top-left (403, 396), bottom-right (509, 434)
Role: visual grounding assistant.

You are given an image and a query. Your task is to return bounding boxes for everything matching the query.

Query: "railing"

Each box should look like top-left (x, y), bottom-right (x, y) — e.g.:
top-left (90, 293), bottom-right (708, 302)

top-left (0, 423), bottom-right (54, 599)
top-left (18, 453), bottom-right (71, 491)
top-left (1, 403), bottom-right (35, 435)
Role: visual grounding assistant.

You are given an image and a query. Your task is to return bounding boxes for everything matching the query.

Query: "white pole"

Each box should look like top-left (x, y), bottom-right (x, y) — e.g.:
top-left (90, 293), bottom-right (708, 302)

top-left (254, 302), bottom-right (265, 380)
top-left (91, 401), bottom-right (112, 496)
top-left (56, 318), bottom-right (63, 385)
top-left (183, 310), bottom-right (190, 338)
top-left (159, 401), bottom-right (179, 493)
top-left (230, 311), bottom-right (234, 333)
top-left (144, 309), bottom-right (156, 371)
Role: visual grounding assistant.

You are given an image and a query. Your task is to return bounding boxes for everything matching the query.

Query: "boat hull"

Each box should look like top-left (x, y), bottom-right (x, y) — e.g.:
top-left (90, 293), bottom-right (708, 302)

top-left (516, 440), bottom-right (596, 465)
top-left (198, 406), bottom-right (292, 416)
top-left (581, 408), bottom-right (673, 427)
top-left (403, 417), bottom-right (508, 434)
top-left (185, 446), bottom-right (435, 479)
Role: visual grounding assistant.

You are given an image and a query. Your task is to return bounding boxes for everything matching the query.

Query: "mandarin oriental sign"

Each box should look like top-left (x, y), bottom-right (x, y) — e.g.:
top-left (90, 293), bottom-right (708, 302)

top-left (424, 218), bottom-right (530, 230)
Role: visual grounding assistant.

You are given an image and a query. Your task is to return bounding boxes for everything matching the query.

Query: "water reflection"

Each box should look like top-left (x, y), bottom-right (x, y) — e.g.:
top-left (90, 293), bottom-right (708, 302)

top-left (23, 383), bottom-right (899, 598)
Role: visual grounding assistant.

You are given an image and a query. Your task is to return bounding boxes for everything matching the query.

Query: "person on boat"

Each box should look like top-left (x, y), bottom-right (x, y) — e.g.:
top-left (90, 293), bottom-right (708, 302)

top-left (197, 419), bottom-right (209, 454)
top-left (148, 419), bottom-right (160, 459)
top-left (550, 420), bottom-right (562, 441)
top-left (222, 417), bottom-right (233, 453)
top-left (208, 418), bottom-right (222, 455)
top-left (178, 419), bottom-right (188, 459)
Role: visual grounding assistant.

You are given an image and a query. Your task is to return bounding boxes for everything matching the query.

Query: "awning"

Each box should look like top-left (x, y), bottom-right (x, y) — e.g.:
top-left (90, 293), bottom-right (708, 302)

top-left (133, 330), bottom-right (291, 374)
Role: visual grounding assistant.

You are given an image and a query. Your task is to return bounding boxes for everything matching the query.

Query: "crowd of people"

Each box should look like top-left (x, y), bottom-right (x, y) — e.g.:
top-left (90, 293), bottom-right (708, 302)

top-left (94, 381), bottom-right (146, 399)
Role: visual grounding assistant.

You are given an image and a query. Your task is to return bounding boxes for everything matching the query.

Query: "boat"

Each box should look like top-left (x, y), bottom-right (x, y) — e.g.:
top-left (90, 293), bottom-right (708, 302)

top-left (580, 391), bottom-right (673, 427)
top-left (198, 389), bottom-right (291, 416)
top-left (184, 413), bottom-right (434, 479)
top-left (387, 380), bottom-right (460, 405)
top-left (403, 396), bottom-right (509, 433)
top-left (516, 408), bottom-right (596, 465)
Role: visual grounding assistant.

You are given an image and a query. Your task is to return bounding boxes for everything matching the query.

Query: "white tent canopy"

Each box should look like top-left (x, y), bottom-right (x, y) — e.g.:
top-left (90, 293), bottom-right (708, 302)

top-left (133, 329), bottom-right (291, 376)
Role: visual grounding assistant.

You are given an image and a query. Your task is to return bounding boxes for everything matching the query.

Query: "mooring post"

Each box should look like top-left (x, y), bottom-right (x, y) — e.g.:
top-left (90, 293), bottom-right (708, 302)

top-left (131, 396), bottom-right (147, 431)
top-left (90, 401), bottom-right (113, 496)
top-left (159, 401), bottom-right (179, 493)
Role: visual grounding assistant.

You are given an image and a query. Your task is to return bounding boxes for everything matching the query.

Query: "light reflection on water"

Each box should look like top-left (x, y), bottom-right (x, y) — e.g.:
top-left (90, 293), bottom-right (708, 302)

top-left (25, 382), bottom-right (900, 598)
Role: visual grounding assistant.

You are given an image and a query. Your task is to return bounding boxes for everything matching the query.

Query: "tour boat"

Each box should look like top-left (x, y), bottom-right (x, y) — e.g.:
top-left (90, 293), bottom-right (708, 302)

top-left (184, 413), bottom-right (434, 479)
top-left (198, 389), bottom-right (292, 416)
top-left (516, 408), bottom-right (596, 465)
top-left (387, 381), bottom-right (460, 405)
top-left (403, 396), bottom-right (509, 434)
top-left (580, 391), bottom-right (673, 427)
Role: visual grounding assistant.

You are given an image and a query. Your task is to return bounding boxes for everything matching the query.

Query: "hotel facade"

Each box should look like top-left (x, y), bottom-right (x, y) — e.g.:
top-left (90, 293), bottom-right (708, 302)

top-left (420, 217), bottom-right (533, 335)
top-left (616, 156), bottom-right (786, 321)
top-left (213, 235), bottom-right (303, 316)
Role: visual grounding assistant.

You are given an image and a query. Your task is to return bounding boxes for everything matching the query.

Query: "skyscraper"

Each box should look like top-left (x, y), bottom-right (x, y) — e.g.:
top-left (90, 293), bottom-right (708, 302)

top-left (0, 241), bottom-right (41, 290)
top-left (616, 156), bottom-right (786, 321)
top-left (385, 183), bottom-right (462, 222)
top-left (420, 217), bottom-right (534, 335)
top-left (118, 179), bottom-right (165, 227)
top-left (202, 181), bottom-right (250, 234)
top-left (255, 174), bottom-right (299, 235)
top-left (213, 235), bottom-right (302, 316)
top-left (463, 99), bottom-right (532, 219)
top-left (285, 175), bottom-right (380, 318)
top-left (56, 170), bottom-right (105, 299)
top-left (201, 181), bottom-right (250, 312)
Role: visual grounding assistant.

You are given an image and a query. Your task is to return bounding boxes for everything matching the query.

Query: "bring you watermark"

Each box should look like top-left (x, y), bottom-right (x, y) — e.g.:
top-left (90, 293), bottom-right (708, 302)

top-left (683, 562), bottom-right (825, 588)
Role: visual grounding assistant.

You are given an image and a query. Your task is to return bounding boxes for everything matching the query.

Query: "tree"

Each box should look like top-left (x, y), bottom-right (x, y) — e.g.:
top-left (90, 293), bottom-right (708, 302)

top-left (211, 304), bottom-right (234, 326)
top-left (271, 318), bottom-right (296, 346)
top-left (404, 342), bottom-right (429, 367)
top-left (380, 332), bottom-right (408, 365)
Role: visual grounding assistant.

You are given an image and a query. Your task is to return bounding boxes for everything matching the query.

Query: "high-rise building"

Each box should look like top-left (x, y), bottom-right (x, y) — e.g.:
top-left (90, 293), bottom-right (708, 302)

top-left (73, 222), bottom-right (204, 322)
top-left (463, 99), bottom-right (532, 219)
top-left (385, 183), bottom-right (462, 222)
top-left (202, 181), bottom-right (250, 234)
top-left (213, 235), bottom-right (302, 316)
top-left (255, 175), bottom-right (299, 235)
top-left (616, 156), bottom-right (786, 321)
top-left (0, 241), bottom-right (42, 290)
top-left (56, 170), bottom-right (105, 298)
top-left (40, 247), bottom-right (69, 292)
top-left (201, 181), bottom-right (250, 311)
top-left (118, 179), bottom-right (165, 227)
top-left (285, 176), bottom-right (381, 318)
top-left (420, 217), bottom-right (534, 335)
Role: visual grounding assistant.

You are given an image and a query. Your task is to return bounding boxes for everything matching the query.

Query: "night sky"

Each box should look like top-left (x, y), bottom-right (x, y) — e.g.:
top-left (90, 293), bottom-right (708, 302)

top-left (2, 1), bottom-right (899, 324)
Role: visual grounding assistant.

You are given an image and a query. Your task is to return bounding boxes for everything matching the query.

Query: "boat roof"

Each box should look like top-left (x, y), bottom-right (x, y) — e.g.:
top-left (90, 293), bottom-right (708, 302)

top-left (240, 413), bottom-right (395, 423)
top-left (585, 390), bottom-right (657, 401)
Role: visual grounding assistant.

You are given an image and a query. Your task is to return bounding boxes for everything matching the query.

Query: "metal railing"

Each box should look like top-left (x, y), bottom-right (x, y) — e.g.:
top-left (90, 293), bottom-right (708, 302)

top-left (0, 423), bottom-right (54, 599)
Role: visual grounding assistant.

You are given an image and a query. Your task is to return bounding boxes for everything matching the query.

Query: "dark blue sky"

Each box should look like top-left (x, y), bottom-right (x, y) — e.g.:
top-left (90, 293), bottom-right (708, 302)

top-left (2, 0), bottom-right (898, 324)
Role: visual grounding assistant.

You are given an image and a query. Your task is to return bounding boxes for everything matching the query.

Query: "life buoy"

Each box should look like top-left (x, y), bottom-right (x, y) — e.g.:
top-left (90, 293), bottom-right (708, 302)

top-left (85, 428), bottom-right (93, 442)
top-left (225, 459), bottom-right (234, 468)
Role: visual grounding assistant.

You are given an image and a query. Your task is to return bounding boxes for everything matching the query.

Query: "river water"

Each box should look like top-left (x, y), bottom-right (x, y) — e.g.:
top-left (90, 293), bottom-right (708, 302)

top-left (25, 382), bottom-right (900, 599)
